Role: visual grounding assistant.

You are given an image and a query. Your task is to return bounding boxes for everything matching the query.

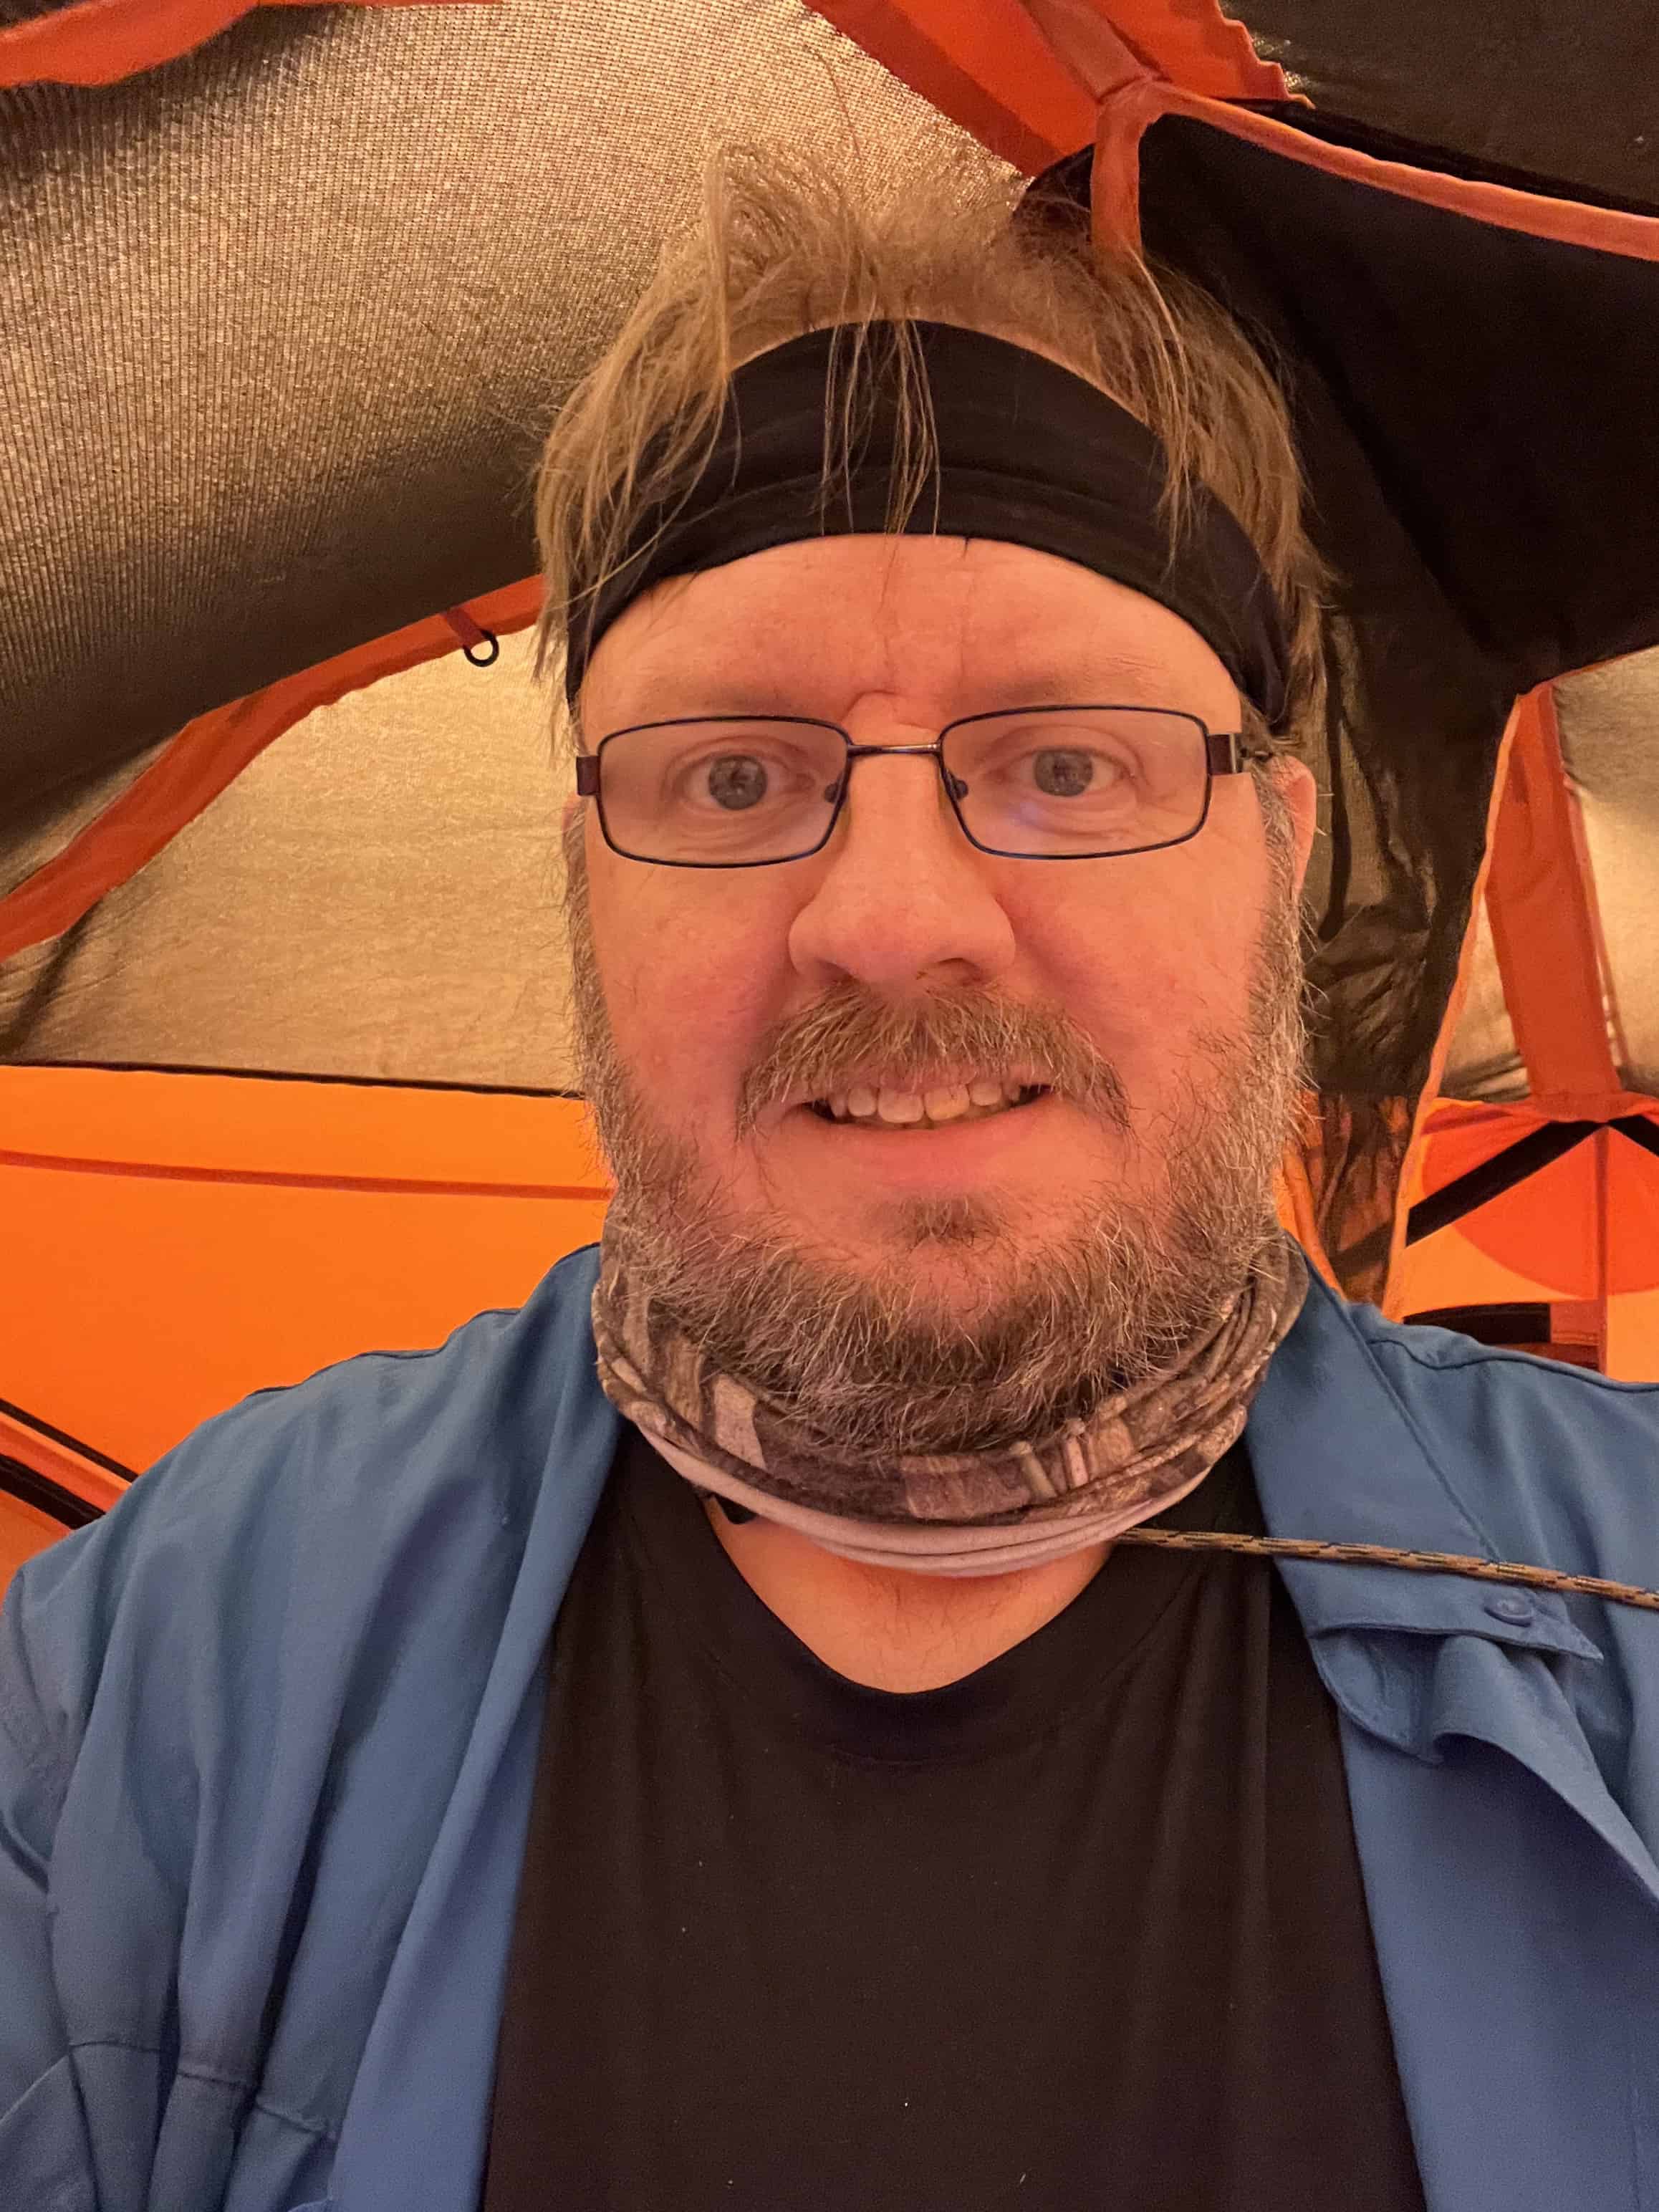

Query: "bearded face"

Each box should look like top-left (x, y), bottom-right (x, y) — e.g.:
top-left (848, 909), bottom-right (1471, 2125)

top-left (563, 534), bottom-right (1316, 1469)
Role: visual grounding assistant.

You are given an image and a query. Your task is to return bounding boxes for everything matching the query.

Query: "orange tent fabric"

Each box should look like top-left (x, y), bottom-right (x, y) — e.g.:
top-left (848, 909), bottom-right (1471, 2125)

top-left (1393, 668), bottom-right (1659, 1365)
top-left (0, 0), bottom-right (489, 92)
top-left (1, 1065), bottom-right (610, 1478)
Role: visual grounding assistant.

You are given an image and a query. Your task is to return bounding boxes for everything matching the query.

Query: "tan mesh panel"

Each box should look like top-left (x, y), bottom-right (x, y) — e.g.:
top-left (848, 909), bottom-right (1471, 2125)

top-left (1438, 895), bottom-right (1524, 1105)
top-left (1556, 648), bottom-right (1659, 1095)
top-left (1, 629), bottom-right (580, 1086)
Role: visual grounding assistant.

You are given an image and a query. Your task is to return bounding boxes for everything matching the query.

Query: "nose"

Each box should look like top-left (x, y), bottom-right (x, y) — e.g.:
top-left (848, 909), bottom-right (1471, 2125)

top-left (786, 742), bottom-right (1016, 995)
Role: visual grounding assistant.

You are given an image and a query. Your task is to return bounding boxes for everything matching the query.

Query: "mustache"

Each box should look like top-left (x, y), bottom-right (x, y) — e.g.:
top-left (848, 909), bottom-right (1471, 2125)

top-left (736, 981), bottom-right (1133, 1136)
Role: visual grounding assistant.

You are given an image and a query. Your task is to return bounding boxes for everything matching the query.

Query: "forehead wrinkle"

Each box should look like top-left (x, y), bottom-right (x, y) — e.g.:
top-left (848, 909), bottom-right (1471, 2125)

top-left (827, 551), bottom-right (1204, 708)
top-left (614, 645), bottom-right (1199, 727)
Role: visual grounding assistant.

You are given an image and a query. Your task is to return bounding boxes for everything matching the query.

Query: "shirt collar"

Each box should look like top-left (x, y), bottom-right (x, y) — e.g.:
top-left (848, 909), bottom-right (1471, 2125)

top-left (1247, 1259), bottom-right (1603, 1668)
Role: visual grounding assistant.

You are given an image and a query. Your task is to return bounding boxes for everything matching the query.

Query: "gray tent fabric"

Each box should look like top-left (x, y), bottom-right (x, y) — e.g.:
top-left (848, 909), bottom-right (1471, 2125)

top-left (0, 0), bottom-right (1007, 848)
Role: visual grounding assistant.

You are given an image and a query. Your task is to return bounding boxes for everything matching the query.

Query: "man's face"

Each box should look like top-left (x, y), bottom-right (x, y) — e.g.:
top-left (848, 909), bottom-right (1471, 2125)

top-left (565, 534), bottom-right (1318, 1468)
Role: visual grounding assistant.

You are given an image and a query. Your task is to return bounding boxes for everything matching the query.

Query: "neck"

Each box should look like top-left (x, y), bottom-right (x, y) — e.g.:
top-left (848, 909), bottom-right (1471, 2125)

top-left (703, 1497), bottom-right (1112, 1692)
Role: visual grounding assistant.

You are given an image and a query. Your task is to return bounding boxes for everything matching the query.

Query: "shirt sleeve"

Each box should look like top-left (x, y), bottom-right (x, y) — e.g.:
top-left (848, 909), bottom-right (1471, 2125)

top-left (0, 1574), bottom-right (93, 2185)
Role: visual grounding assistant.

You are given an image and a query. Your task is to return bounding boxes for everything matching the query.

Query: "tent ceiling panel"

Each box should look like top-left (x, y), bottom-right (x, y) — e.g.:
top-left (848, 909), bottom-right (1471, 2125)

top-left (0, 0), bottom-right (1011, 838)
top-left (1236, 0), bottom-right (1658, 207)
top-left (0, 627), bottom-right (578, 1087)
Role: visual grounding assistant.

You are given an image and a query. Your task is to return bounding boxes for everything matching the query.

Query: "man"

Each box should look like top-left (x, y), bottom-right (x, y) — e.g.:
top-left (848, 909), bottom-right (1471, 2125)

top-left (4, 149), bottom-right (1659, 2212)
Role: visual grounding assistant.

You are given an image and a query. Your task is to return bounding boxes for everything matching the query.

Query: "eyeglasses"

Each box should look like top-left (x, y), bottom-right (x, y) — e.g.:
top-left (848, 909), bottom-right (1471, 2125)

top-left (573, 707), bottom-right (1273, 868)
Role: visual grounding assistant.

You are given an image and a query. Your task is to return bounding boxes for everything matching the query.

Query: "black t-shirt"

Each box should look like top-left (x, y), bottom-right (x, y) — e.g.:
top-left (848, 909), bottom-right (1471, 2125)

top-left (482, 1423), bottom-right (1425, 2212)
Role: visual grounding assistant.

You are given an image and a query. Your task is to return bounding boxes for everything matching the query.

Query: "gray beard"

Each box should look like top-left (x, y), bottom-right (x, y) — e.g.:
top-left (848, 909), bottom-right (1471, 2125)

top-left (561, 809), bottom-right (1310, 1468)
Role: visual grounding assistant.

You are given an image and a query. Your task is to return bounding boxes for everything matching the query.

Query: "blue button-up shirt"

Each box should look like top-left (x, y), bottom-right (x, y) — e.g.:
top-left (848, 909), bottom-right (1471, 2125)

top-left (4, 1243), bottom-right (1658, 2210)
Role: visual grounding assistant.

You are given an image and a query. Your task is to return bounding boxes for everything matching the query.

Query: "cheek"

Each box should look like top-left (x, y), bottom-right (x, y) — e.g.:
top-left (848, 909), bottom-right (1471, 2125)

top-left (588, 867), bottom-right (783, 1104)
top-left (1028, 867), bottom-right (1252, 1072)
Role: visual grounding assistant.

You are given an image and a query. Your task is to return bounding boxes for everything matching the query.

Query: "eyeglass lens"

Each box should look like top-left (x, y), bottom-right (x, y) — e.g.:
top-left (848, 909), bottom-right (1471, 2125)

top-left (594, 711), bottom-right (1210, 864)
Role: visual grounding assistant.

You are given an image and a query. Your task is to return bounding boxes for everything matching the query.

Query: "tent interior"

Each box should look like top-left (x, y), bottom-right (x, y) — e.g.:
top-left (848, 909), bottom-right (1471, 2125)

top-left (4, 0), bottom-right (1658, 1588)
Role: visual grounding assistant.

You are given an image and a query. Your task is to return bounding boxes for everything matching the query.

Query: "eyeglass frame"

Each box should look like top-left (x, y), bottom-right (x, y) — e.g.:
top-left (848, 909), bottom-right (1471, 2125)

top-left (572, 705), bottom-right (1278, 868)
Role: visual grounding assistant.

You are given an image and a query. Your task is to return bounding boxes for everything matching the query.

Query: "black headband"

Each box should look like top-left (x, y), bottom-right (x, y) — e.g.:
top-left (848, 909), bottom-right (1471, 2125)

top-left (564, 322), bottom-right (1290, 728)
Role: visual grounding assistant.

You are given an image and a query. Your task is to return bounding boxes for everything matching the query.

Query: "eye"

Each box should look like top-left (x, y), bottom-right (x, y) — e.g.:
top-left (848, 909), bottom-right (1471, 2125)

top-left (703, 753), bottom-right (771, 812)
top-left (666, 736), bottom-right (826, 815)
top-left (1030, 746), bottom-right (1126, 798)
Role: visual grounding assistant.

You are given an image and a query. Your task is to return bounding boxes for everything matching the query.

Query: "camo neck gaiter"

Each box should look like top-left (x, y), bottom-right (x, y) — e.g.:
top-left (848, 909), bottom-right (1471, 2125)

top-left (589, 1225), bottom-right (1309, 1578)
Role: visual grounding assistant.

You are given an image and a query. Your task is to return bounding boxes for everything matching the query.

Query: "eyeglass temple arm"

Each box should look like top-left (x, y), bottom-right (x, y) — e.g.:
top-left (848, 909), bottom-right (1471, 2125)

top-left (1206, 731), bottom-right (1277, 775)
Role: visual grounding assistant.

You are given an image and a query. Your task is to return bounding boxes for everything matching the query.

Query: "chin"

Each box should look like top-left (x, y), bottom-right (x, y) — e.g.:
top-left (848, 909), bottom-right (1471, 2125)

top-left (778, 1196), bottom-right (1079, 1302)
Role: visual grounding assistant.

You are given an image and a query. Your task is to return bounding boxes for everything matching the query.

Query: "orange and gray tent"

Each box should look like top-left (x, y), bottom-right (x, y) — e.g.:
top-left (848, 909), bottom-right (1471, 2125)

top-left (4, 0), bottom-right (1658, 1586)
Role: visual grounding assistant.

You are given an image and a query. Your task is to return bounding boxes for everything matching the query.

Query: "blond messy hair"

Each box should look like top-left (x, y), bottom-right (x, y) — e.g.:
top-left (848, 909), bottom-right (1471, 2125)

top-left (532, 141), bottom-right (1325, 756)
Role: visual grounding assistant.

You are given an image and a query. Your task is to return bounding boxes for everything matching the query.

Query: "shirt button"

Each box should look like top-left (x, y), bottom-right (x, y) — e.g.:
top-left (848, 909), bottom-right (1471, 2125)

top-left (1486, 1593), bottom-right (1535, 1626)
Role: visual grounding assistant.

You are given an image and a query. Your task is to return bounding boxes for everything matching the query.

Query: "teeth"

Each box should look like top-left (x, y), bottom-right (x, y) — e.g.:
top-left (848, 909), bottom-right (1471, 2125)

top-left (876, 1087), bottom-right (925, 1125)
top-left (814, 1077), bottom-right (1044, 1126)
